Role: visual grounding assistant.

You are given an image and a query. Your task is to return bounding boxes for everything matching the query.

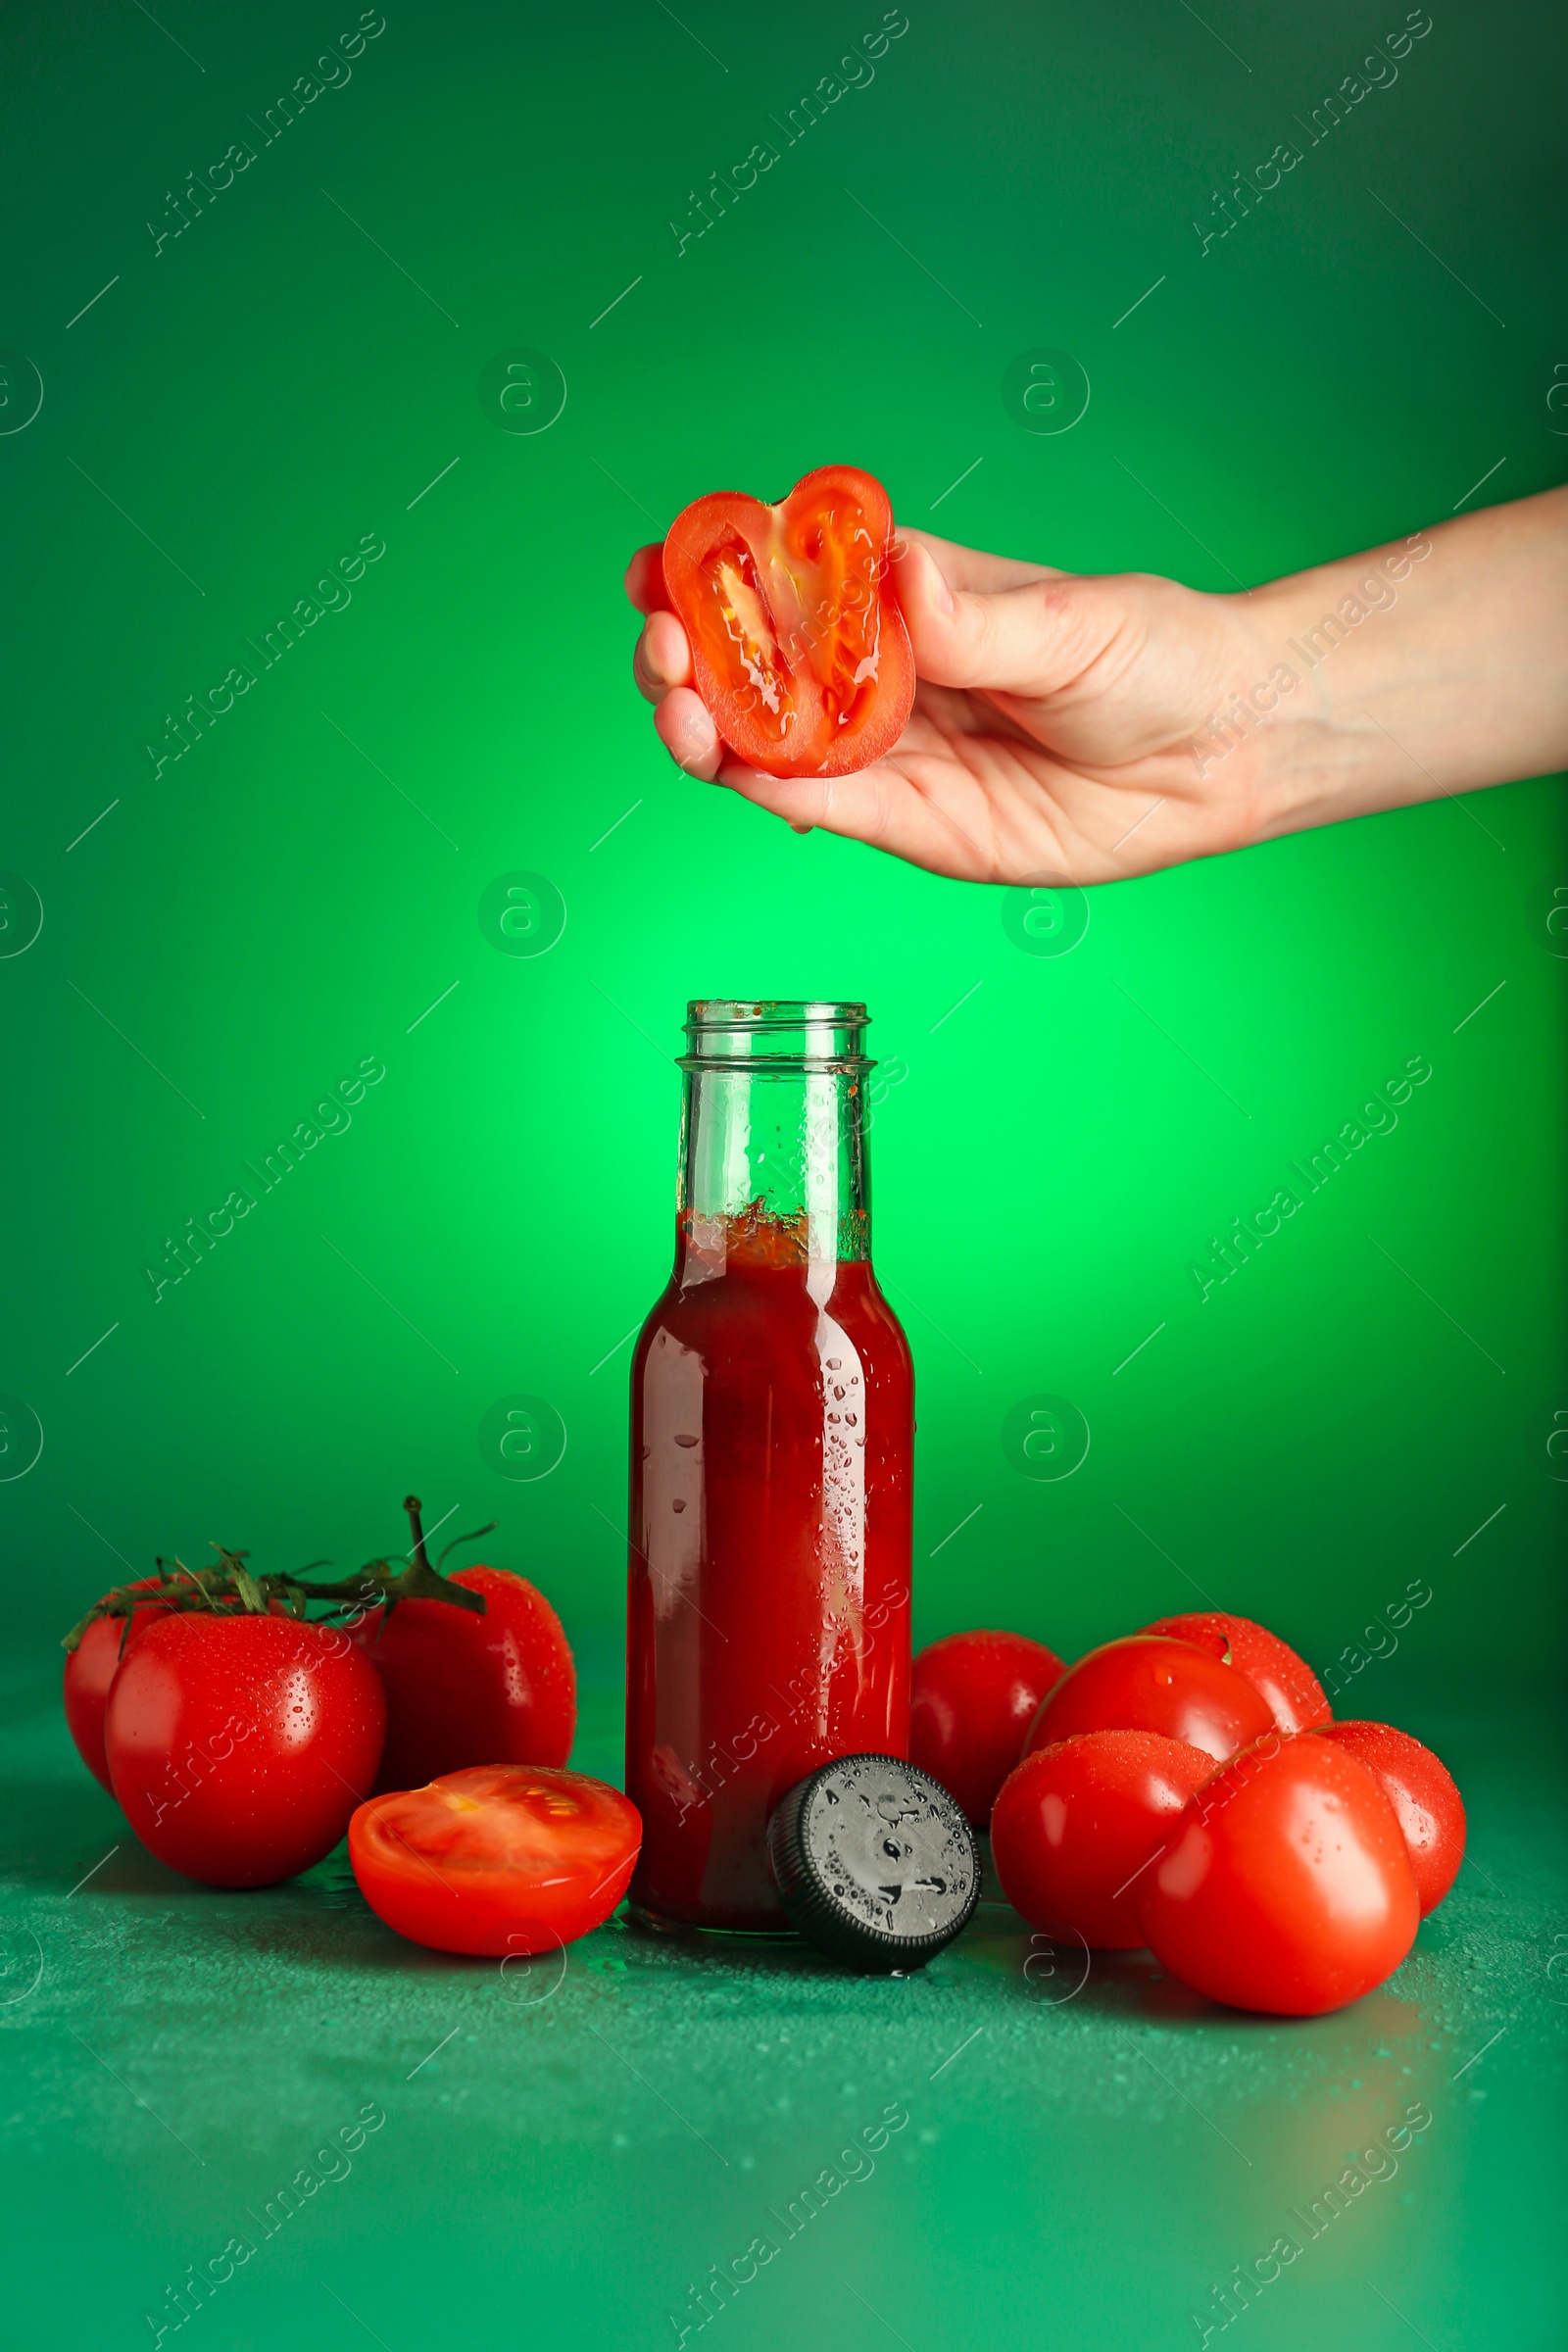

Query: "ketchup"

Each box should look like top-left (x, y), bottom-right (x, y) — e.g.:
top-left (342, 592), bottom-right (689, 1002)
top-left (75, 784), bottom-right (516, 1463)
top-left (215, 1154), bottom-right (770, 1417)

top-left (625, 1004), bottom-right (913, 1933)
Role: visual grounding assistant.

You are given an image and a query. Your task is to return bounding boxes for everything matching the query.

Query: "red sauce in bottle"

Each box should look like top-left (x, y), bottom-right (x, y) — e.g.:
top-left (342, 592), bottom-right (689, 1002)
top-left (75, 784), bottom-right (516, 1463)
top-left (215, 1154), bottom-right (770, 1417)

top-left (625, 1005), bottom-right (913, 1932)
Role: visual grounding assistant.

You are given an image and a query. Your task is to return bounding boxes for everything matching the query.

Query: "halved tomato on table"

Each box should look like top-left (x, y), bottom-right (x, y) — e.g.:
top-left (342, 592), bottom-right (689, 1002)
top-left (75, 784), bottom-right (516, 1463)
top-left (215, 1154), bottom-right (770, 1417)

top-left (350, 1764), bottom-right (641, 1956)
top-left (662, 464), bottom-right (914, 778)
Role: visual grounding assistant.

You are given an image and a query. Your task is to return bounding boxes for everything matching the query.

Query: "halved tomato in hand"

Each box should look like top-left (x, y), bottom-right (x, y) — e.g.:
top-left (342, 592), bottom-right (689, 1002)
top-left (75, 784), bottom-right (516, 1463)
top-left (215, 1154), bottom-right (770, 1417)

top-left (1317, 1720), bottom-right (1465, 1916)
top-left (1023, 1636), bottom-right (1277, 1765)
top-left (662, 464), bottom-right (914, 778)
top-left (350, 1765), bottom-right (641, 1956)
top-left (1138, 1734), bottom-right (1420, 2015)
top-left (1141, 1609), bottom-right (1330, 1735)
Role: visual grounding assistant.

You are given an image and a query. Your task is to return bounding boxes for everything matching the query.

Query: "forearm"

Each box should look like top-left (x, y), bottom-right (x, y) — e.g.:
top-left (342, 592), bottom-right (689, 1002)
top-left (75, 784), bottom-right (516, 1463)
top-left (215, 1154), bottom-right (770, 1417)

top-left (1242, 486), bottom-right (1568, 838)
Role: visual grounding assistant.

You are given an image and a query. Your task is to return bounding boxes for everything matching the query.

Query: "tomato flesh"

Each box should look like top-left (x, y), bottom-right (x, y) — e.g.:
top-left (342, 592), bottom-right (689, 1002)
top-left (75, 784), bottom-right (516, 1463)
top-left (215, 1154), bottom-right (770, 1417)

top-left (1317, 1720), bottom-right (1465, 1916)
top-left (992, 1731), bottom-right (1214, 1948)
top-left (1138, 1733), bottom-right (1420, 2015)
top-left (909, 1629), bottom-right (1066, 1825)
top-left (368, 1564), bottom-right (576, 1793)
top-left (663, 465), bottom-right (914, 778)
top-left (105, 1613), bottom-right (386, 1887)
top-left (350, 1764), bottom-right (642, 1956)
top-left (1024, 1635), bottom-right (1277, 1765)
top-left (1141, 1609), bottom-right (1331, 1735)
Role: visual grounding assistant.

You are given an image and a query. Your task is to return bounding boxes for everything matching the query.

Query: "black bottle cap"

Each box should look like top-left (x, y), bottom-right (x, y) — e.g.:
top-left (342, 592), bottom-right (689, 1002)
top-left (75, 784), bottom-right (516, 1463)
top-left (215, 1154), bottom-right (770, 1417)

top-left (765, 1753), bottom-right (981, 1974)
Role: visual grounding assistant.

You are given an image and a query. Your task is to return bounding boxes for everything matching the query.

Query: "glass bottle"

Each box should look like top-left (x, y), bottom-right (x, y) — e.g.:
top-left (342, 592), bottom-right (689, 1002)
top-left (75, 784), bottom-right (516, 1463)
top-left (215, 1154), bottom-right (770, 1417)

top-left (625, 1000), bottom-right (914, 1932)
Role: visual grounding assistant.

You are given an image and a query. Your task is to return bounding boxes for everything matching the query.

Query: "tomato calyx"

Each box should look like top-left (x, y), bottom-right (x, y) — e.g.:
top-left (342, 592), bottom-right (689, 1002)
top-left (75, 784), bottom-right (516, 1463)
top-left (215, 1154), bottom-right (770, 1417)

top-left (62, 1493), bottom-right (496, 1653)
top-left (62, 1545), bottom-right (312, 1653)
top-left (392, 1494), bottom-right (494, 1615)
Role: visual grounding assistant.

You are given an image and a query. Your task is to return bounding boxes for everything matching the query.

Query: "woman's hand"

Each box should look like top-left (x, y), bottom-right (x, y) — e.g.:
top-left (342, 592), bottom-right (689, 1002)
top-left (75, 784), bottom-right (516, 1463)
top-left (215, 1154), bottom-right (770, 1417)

top-left (626, 529), bottom-right (1278, 884)
top-left (626, 489), bottom-right (1568, 885)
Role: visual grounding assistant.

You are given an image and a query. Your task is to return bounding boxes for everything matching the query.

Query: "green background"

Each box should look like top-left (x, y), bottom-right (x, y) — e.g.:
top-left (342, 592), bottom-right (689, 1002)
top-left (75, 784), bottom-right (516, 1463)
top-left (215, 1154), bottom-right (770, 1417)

top-left (2, 2), bottom-right (1564, 2346)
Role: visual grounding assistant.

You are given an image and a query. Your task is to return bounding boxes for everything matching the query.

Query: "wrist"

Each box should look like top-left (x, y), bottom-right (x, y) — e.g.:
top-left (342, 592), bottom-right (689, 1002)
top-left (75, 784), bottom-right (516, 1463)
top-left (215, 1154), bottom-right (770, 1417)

top-left (1222, 489), bottom-right (1568, 844)
top-left (1224, 530), bottom-right (1440, 842)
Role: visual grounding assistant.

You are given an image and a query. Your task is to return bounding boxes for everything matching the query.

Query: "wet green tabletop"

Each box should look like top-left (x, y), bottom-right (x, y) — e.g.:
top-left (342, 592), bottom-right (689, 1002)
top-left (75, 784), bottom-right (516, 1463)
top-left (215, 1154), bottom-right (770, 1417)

top-left (3, 1655), bottom-right (1562, 2352)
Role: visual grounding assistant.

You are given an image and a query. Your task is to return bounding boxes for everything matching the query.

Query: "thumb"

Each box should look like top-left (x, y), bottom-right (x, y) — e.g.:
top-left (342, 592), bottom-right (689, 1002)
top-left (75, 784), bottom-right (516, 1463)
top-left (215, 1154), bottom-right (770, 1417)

top-left (897, 536), bottom-right (1095, 698)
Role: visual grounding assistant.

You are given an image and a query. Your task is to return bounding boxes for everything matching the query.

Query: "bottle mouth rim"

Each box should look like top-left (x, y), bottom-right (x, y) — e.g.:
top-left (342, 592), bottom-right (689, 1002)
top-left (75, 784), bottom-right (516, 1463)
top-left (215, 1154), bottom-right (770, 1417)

top-left (681, 1000), bottom-right (872, 1074)
top-left (684, 999), bottom-right (869, 1032)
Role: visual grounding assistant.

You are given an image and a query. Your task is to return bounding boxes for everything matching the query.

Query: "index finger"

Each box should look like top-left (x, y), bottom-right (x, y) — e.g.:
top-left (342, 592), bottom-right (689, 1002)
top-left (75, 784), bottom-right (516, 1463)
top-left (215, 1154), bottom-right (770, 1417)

top-left (624, 542), bottom-right (668, 615)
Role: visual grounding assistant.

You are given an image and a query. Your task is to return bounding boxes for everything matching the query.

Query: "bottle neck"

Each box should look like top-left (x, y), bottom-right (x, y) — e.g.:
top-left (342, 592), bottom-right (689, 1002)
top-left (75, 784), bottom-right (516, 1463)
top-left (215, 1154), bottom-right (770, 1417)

top-left (676, 1063), bottom-right (870, 1282)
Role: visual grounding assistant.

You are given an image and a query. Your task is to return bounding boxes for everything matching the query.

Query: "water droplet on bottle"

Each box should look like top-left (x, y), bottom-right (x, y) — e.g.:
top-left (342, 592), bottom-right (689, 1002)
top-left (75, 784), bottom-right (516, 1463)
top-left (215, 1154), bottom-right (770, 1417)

top-left (674, 1433), bottom-right (700, 1448)
top-left (672, 1498), bottom-right (686, 1513)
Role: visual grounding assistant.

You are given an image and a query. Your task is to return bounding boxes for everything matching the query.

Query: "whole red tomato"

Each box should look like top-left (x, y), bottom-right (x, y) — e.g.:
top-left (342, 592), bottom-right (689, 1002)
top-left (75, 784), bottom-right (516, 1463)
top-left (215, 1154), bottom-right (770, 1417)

top-left (662, 465), bottom-right (915, 778)
top-left (992, 1731), bottom-right (1213, 1948)
top-left (63, 1578), bottom-right (174, 1791)
top-left (369, 1565), bottom-right (576, 1793)
top-left (1138, 1733), bottom-right (1420, 2014)
top-left (106, 1613), bottom-right (386, 1886)
top-left (1317, 1720), bottom-right (1465, 1916)
top-left (1024, 1636), bottom-right (1276, 1765)
top-left (350, 1764), bottom-right (641, 1956)
top-left (1141, 1609), bottom-right (1330, 1734)
top-left (909, 1629), bottom-right (1066, 1824)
